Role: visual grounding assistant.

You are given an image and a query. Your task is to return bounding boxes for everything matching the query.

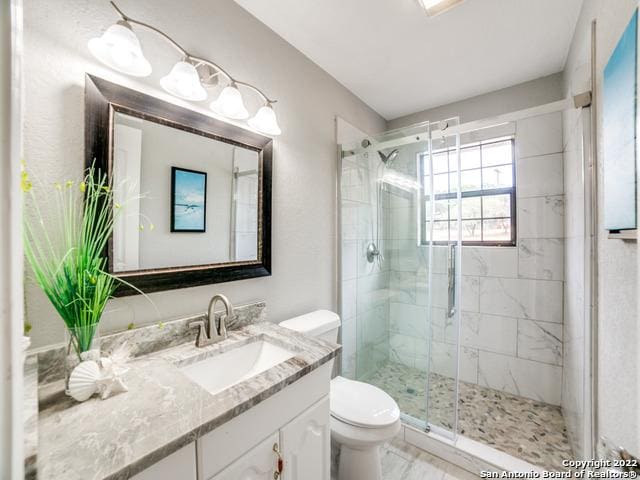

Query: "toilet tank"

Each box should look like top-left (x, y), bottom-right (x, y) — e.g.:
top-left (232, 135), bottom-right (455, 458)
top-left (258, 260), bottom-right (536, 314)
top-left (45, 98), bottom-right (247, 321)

top-left (278, 310), bottom-right (341, 344)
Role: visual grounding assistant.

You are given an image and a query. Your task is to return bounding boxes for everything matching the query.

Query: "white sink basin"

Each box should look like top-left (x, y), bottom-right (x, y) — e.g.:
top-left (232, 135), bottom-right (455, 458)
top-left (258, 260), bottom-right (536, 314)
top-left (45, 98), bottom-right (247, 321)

top-left (180, 339), bottom-right (295, 395)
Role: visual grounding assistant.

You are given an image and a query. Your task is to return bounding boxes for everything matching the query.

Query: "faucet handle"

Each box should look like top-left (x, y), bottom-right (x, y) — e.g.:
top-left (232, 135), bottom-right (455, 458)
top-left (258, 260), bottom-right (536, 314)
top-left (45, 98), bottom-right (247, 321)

top-left (189, 320), bottom-right (210, 347)
top-left (218, 314), bottom-right (228, 339)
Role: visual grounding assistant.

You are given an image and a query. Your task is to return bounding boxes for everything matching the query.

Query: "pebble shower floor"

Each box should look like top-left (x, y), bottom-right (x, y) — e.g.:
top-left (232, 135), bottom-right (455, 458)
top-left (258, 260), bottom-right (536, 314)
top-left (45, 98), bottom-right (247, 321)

top-left (366, 361), bottom-right (573, 471)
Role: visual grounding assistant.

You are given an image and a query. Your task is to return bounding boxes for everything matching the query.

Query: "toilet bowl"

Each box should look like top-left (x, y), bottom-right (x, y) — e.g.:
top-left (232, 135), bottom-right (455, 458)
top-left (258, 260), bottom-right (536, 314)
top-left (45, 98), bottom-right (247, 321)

top-left (330, 376), bottom-right (401, 480)
top-left (279, 311), bottom-right (401, 480)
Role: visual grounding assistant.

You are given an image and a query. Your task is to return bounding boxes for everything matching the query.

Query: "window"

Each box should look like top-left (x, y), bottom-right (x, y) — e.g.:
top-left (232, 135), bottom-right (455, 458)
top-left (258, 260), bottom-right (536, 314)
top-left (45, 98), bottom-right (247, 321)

top-left (419, 137), bottom-right (516, 246)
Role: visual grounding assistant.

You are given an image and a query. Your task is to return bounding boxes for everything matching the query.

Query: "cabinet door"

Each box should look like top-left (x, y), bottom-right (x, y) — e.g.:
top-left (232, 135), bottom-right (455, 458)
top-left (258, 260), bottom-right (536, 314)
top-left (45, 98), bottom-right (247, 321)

top-left (131, 443), bottom-right (197, 480)
top-left (280, 396), bottom-right (330, 480)
top-left (211, 432), bottom-right (279, 480)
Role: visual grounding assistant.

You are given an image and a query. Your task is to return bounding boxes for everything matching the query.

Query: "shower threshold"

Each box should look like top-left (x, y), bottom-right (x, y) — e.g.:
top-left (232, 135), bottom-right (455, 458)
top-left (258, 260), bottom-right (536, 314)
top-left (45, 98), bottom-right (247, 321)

top-left (366, 361), bottom-right (573, 472)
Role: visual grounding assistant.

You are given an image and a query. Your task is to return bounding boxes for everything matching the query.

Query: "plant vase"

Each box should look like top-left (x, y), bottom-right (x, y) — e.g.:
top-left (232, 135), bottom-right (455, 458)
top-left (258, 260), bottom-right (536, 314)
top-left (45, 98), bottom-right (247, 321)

top-left (65, 322), bottom-right (101, 392)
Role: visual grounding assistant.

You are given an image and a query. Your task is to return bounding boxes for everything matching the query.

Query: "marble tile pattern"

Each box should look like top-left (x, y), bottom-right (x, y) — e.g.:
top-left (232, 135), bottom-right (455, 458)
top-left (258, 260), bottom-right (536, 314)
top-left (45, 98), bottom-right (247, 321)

top-left (380, 437), bottom-right (479, 480)
top-left (34, 301), bottom-right (266, 385)
top-left (24, 355), bottom-right (38, 480)
top-left (367, 361), bottom-right (573, 472)
top-left (362, 112), bottom-right (566, 407)
top-left (561, 107), bottom-right (589, 460)
top-left (37, 322), bottom-right (340, 480)
top-left (340, 150), bottom-right (392, 380)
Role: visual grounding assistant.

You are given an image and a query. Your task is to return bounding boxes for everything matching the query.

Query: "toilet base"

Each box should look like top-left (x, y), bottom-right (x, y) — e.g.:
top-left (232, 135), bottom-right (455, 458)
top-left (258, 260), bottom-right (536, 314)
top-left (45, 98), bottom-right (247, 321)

top-left (331, 416), bottom-right (401, 480)
top-left (337, 444), bottom-right (382, 480)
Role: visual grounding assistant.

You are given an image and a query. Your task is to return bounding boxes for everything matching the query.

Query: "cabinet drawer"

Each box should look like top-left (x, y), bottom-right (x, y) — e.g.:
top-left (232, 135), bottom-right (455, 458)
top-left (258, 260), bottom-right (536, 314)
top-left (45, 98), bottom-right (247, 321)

top-left (131, 443), bottom-right (197, 480)
top-left (209, 432), bottom-right (280, 480)
top-left (198, 362), bottom-right (331, 478)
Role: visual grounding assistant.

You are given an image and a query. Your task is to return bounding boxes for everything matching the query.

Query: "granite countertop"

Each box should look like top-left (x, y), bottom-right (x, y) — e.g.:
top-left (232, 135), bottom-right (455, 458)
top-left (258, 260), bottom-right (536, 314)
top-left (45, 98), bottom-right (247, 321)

top-left (37, 322), bottom-right (340, 480)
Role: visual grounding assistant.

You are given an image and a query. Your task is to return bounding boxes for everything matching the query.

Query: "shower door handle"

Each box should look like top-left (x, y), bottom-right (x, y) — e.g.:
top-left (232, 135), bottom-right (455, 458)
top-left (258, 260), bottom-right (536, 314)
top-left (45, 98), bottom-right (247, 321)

top-left (447, 243), bottom-right (456, 318)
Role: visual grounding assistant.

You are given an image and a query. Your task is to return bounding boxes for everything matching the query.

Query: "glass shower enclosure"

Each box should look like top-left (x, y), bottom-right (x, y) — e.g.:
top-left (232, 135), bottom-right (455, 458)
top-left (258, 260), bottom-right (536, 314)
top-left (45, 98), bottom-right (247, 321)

top-left (339, 119), bottom-right (463, 437)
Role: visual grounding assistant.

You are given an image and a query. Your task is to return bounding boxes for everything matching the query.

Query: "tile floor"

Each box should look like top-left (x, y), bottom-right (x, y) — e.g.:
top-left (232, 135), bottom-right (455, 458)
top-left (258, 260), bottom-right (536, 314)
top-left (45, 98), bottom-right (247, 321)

top-left (367, 361), bottom-right (573, 471)
top-left (381, 437), bottom-right (478, 480)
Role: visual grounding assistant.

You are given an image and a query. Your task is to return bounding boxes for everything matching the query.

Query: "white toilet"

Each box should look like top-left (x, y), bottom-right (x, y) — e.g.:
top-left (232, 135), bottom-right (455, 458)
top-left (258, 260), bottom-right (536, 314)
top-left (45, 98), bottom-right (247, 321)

top-left (279, 310), bottom-right (401, 480)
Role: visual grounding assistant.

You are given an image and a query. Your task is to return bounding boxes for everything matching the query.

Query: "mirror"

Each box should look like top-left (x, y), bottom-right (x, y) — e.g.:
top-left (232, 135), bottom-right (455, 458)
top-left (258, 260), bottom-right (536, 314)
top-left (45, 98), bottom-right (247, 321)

top-left (112, 112), bottom-right (260, 271)
top-left (86, 75), bottom-right (272, 295)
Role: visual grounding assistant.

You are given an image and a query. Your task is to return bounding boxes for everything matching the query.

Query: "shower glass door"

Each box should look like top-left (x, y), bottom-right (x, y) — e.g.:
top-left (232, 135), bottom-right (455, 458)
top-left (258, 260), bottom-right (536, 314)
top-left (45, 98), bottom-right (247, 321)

top-left (338, 119), bottom-right (462, 437)
top-left (421, 118), bottom-right (462, 437)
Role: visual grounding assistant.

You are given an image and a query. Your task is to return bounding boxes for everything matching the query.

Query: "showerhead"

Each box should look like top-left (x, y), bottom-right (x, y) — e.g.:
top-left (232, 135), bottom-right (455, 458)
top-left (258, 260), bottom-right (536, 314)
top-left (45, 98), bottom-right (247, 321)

top-left (378, 149), bottom-right (399, 164)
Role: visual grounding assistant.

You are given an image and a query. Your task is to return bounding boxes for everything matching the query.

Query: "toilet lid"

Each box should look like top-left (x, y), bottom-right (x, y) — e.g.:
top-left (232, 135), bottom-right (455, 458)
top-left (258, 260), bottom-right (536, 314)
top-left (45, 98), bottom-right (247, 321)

top-left (330, 376), bottom-right (400, 428)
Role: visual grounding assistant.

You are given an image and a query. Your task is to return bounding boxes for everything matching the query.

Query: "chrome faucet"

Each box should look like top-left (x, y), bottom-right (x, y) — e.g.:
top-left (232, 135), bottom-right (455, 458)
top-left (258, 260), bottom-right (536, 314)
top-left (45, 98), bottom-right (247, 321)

top-left (189, 294), bottom-right (234, 348)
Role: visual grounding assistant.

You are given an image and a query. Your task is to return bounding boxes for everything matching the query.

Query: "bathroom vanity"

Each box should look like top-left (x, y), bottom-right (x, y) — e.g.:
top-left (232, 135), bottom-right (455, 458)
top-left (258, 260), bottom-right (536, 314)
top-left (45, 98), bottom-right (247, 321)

top-left (35, 317), bottom-right (339, 480)
top-left (134, 358), bottom-right (331, 480)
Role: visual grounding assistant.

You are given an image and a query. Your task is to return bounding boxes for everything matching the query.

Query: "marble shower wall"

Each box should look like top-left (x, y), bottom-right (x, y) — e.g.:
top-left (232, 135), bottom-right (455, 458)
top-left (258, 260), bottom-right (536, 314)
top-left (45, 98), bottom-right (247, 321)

top-left (387, 112), bottom-right (565, 406)
top-left (341, 148), bottom-right (391, 380)
top-left (561, 106), bottom-right (589, 458)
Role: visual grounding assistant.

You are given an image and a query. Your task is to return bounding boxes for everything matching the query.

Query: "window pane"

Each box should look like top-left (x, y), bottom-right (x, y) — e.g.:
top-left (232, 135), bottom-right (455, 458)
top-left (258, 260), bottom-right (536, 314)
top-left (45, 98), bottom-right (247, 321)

top-left (432, 221), bottom-right (450, 241)
top-left (482, 194), bottom-right (511, 218)
top-left (449, 219), bottom-right (459, 242)
top-left (448, 151), bottom-right (458, 171)
top-left (432, 152), bottom-right (449, 174)
top-left (424, 221), bottom-right (431, 242)
top-left (425, 199), bottom-right (449, 221)
top-left (462, 220), bottom-right (481, 241)
top-left (483, 218), bottom-right (511, 241)
top-left (482, 141), bottom-right (512, 166)
top-left (449, 171), bottom-right (459, 193)
top-left (460, 146), bottom-right (481, 170)
top-left (420, 137), bottom-right (516, 246)
top-left (447, 198), bottom-right (458, 216)
top-left (422, 155), bottom-right (430, 176)
top-left (482, 164), bottom-right (512, 189)
top-left (461, 197), bottom-right (481, 219)
top-left (460, 168), bottom-right (481, 192)
top-left (433, 173), bottom-right (449, 194)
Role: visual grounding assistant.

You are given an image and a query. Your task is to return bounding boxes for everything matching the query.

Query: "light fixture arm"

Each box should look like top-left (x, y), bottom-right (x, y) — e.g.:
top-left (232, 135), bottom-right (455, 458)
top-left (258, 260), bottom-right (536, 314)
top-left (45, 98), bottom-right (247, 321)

top-left (109, 1), bottom-right (276, 105)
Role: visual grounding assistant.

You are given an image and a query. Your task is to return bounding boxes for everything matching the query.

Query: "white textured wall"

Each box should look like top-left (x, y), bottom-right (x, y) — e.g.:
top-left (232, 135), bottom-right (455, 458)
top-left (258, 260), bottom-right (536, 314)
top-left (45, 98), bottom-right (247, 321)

top-left (563, 0), bottom-right (640, 457)
top-left (23, 0), bottom-right (386, 348)
top-left (388, 73), bottom-right (564, 130)
top-left (130, 119), bottom-right (236, 269)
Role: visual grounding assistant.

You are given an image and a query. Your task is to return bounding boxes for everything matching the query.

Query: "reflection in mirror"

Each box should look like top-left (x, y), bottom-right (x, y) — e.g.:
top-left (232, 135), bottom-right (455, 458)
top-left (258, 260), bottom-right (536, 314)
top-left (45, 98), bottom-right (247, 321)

top-left (112, 112), bottom-right (260, 273)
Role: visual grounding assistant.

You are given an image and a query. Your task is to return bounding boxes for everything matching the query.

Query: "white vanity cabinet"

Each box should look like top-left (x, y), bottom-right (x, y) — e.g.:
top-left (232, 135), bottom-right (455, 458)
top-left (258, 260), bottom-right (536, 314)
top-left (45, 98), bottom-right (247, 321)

top-left (211, 432), bottom-right (280, 480)
top-left (131, 443), bottom-right (197, 480)
top-left (199, 362), bottom-right (333, 480)
top-left (280, 396), bottom-right (331, 480)
top-left (210, 397), bottom-right (330, 480)
top-left (132, 362), bottom-right (333, 480)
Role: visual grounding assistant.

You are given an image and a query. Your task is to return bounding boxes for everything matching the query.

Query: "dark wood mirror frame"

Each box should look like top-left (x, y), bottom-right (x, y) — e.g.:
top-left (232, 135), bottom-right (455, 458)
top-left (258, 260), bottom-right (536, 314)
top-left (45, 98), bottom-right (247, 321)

top-left (85, 74), bottom-right (272, 296)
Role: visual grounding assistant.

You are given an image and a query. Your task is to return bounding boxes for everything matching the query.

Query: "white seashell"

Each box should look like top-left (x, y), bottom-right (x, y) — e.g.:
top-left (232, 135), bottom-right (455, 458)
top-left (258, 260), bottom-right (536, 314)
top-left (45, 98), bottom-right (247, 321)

top-left (68, 360), bottom-right (100, 402)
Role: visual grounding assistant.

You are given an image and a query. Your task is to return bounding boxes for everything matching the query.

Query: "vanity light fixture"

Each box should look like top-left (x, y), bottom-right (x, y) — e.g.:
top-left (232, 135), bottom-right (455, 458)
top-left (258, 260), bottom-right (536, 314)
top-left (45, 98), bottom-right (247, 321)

top-left (88, 1), bottom-right (281, 136)
top-left (418, 0), bottom-right (465, 17)
top-left (160, 60), bottom-right (207, 101)
top-left (248, 103), bottom-right (282, 136)
top-left (210, 82), bottom-right (249, 120)
top-left (88, 20), bottom-right (152, 76)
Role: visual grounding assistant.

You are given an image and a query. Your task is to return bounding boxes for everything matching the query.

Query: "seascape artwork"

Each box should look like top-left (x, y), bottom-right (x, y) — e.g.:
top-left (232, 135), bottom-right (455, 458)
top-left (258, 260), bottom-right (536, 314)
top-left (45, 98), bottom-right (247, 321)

top-left (603, 9), bottom-right (638, 231)
top-left (171, 167), bottom-right (207, 232)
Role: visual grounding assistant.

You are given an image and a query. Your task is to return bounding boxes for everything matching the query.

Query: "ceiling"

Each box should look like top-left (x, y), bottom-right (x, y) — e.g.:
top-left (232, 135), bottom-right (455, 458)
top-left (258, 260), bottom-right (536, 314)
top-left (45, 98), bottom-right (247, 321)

top-left (234, 0), bottom-right (584, 120)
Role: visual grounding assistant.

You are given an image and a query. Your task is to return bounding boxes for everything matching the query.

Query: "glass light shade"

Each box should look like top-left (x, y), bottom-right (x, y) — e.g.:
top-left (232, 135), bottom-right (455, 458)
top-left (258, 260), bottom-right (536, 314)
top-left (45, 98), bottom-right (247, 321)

top-left (248, 104), bottom-right (282, 136)
top-left (210, 85), bottom-right (249, 120)
top-left (88, 22), bottom-right (152, 77)
top-left (160, 61), bottom-right (207, 101)
top-left (418, 0), bottom-right (464, 17)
